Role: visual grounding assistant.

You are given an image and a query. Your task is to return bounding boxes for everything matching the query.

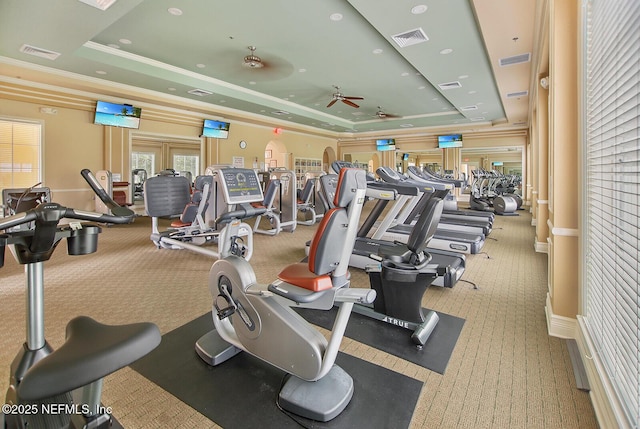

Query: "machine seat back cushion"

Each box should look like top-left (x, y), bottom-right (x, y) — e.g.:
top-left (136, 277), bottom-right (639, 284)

top-left (278, 168), bottom-right (365, 291)
top-left (144, 175), bottom-right (191, 218)
top-left (297, 179), bottom-right (315, 204)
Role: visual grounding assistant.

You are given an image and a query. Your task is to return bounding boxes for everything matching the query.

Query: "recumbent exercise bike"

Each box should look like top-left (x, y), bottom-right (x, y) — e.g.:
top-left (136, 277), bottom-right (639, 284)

top-left (195, 168), bottom-right (376, 422)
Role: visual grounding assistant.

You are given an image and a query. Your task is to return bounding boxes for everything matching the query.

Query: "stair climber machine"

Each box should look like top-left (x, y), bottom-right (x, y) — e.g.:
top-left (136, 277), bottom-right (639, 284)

top-left (0, 180), bottom-right (160, 429)
top-left (143, 167), bottom-right (266, 260)
top-left (195, 168), bottom-right (376, 422)
top-left (316, 167), bottom-right (452, 348)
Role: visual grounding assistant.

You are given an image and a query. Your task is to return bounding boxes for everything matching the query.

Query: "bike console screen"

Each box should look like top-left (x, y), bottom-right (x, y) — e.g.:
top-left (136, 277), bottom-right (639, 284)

top-left (219, 168), bottom-right (264, 205)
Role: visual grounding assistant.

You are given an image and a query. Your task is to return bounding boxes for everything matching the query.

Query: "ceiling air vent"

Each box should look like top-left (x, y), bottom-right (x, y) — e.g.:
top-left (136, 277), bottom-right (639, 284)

top-left (78, 0), bottom-right (117, 11)
top-left (438, 81), bottom-right (462, 90)
top-left (470, 117), bottom-right (486, 122)
top-left (391, 28), bottom-right (429, 48)
top-left (187, 89), bottom-right (213, 96)
top-left (19, 44), bottom-right (61, 60)
top-left (460, 105), bottom-right (478, 111)
top-left (499, 53), bottom-right (531, 67)
top-left (271, 110), bottom-right (290, 116)
top-left (506, 90), bottom-right (529, 98)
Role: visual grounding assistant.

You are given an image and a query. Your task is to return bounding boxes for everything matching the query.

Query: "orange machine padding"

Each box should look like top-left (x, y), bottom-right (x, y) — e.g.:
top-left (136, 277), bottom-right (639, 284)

top-left (277, 262), bottom-right (333, 292)
top-left (170, 219), bottom-right (191, 228)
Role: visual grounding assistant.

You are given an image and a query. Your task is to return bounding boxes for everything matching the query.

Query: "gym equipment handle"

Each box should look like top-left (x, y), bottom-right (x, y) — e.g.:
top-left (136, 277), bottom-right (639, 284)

top-left (0, 202), bottom-right (134, 231)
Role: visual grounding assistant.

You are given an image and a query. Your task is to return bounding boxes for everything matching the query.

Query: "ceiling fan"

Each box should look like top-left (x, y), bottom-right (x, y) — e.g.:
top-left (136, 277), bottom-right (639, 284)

top-left (327, 86), bottom-right (364, 108)
top-left (374, 106), bottom-right (402, 119)
top-left (243, 46), bottom-right (264, 68)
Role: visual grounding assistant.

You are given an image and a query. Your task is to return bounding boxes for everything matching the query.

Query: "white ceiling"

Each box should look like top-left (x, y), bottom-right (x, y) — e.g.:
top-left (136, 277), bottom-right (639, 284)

top-left (0, 0), bottom-right (538, 136)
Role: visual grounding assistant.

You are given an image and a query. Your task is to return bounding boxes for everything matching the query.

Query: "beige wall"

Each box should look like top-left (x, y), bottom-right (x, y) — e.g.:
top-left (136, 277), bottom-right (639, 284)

top-left (0, 82), bottom-right (337, 211)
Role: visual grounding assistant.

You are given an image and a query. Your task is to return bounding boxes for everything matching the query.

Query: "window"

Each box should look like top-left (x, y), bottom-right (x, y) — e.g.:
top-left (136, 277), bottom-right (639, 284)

top-left (173, 154), bottom-right (199, 179)
top-left (582, 0), bottom-right (639, 427)
top-left (0, 119), bottom-right (42, 190)
top-left (131, 151), bottom-right (155, 177)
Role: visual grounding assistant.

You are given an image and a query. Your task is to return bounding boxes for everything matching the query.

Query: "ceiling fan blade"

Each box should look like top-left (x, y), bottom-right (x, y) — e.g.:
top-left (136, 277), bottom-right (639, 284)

top-left (343, 96), bottom-right (364, 100)
top-left (343, 99), bottom-right (360, 108)
top-left (327, 99), bottom-right (338, 108)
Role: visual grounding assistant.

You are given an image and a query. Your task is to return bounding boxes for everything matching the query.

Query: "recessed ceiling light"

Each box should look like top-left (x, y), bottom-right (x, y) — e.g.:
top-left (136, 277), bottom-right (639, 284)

top-left (298, 68), bottom-right (307, 73)
top-left (329, 13), bottom-right (343, 21)
top-left (468, 90), bottom-right (477, 94)
top-left (458, 74), bottom-right (469, 79)
top-left (107, 44), bottom-right (120, 49)
top-left (249, 81), bottom-right (256, 85)
top-left (168, 87), bottom-right (176, 91)
top-left (96, 70), bottom-right (107, 75)
top-left (372, 48), bottom-right (383, 54)
top-left (418, 86), bottom-right (426, 89)
top-left (400, 123), bottom-right (414, 128)
top-left (401, 72), bottom-right (410, 77)
top-left (411, 5), bottom-right (428, 14)
top-left (432, 97), bottom-right (439, 101)
top-left (119, 38), bottom-right (131, 45)
top-left (196, 63), bottom-right (205, 68)
top-left (168, 7), bottom-right (182, 16)
top-left (440, 48), bottom-right (453, 55)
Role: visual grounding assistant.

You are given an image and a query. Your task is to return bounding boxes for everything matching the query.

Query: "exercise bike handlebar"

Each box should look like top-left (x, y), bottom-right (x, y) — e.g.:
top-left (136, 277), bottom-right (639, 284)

top-left (0, 202), bottom-right (134, 231)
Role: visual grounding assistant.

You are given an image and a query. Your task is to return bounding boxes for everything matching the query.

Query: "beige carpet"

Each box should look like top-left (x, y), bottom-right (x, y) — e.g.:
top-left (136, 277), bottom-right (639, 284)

top-left (0, 209), bottom-right (597, 428)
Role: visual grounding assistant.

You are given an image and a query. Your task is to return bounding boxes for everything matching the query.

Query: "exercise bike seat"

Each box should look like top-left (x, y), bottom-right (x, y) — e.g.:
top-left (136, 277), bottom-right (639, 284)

top-left (17, 316), bottom-right (161, 401)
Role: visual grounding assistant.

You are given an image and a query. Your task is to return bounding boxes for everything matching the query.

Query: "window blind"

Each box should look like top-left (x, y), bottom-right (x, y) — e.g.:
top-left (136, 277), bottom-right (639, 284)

top-left (0, 119), bottom-right (42, 189)
top-left (583, 0), bottom-right (639, 427)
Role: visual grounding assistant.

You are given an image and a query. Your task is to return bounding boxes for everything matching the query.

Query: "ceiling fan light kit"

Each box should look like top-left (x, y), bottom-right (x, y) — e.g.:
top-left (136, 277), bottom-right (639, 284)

top-left (243, 46), bottom-right (264, 69)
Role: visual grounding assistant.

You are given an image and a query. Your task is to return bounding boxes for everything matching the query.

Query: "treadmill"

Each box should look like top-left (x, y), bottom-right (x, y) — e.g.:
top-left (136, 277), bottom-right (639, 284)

top-left (403, 168), bottom-right (493, 234)
top-left (374, 167), bottom-right (486, 255)
top-left (328, 162), bottom-right (466, 287)
top-left (409, 166), bottom-right (495, 223)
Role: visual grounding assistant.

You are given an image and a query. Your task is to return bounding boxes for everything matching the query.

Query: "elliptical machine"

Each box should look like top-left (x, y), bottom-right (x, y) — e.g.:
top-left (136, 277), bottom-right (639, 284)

top-left (195, 168), bottom-right (375, 422)
top-left (469, 169), bottom-right (518, 215)
top-left (0, 186), bottom-right (161, 429)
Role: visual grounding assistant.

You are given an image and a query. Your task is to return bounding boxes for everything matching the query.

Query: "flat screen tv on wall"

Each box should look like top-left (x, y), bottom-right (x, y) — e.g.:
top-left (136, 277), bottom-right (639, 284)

top-left (437, 134), bottom-right (463, 148)
top-left (376, 138), bottom-right (396, 152)
top-left (202, 119), bottom-right (230, 139)
top-left (94, 100), bottom-right (142, 129)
